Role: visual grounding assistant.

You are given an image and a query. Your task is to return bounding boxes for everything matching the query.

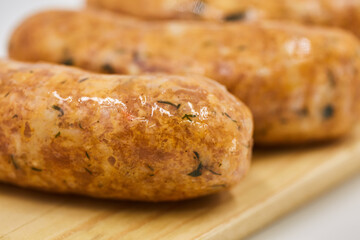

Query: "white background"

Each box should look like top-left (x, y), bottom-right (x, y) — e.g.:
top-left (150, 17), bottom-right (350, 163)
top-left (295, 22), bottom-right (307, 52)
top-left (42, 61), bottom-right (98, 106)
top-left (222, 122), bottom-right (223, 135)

top-left (0, 1), bottom-right (359, 239)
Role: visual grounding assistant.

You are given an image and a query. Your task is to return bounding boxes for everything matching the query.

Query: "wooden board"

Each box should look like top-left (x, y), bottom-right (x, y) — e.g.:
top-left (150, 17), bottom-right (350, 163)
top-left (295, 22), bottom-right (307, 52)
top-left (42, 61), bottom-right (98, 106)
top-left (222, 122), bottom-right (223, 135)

top-left (1, 128), bottom-right (360, 240)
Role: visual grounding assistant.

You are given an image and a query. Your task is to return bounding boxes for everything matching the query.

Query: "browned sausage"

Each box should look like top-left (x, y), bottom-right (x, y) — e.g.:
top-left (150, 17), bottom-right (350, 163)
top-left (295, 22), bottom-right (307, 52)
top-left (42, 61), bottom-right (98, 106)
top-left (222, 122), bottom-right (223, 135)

top-left (87, 0), bottom-right (360, 38)
top-left (0, 59), bottom-right (253, 201)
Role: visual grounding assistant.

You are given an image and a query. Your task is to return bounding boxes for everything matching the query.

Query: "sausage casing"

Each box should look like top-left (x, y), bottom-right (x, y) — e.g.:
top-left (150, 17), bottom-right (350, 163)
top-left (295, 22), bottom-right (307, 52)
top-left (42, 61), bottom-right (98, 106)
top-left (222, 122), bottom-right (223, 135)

top-left (9, 10), bottom-right (360, 145)
top-left (0, 59), bottom-right (253, 201)
top-left (87, 0), bottom-right (360, 38)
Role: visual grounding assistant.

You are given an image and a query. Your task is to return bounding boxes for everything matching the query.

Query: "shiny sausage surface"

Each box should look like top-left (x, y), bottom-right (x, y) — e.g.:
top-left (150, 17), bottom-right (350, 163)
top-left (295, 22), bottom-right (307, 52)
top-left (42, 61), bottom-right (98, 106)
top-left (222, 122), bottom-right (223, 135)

top-left (87, 0), bottom-right (360, 37)
top-left (9, 10), bottom-right (360, 144)
top-left (0, 59), bottom-right (253, 201)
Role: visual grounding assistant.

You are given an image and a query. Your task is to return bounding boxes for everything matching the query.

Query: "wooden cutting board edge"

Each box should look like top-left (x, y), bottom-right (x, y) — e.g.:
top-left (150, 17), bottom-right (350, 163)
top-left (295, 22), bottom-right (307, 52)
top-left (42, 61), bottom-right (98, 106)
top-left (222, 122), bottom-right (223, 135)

top-left (201, 144), bottom-right (360, 240)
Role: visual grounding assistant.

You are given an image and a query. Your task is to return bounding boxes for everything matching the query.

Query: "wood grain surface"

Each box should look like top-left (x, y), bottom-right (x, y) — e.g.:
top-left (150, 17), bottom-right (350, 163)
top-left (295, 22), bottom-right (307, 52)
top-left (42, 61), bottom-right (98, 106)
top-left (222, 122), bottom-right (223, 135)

top-left (1, 128), bottom-right (360, 240)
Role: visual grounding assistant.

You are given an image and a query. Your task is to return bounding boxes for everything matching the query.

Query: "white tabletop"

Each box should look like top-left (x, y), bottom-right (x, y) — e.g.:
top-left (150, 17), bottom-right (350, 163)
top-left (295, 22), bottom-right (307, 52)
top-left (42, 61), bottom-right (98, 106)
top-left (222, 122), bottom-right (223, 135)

top-left (0, 1), bottom-right (359, 239)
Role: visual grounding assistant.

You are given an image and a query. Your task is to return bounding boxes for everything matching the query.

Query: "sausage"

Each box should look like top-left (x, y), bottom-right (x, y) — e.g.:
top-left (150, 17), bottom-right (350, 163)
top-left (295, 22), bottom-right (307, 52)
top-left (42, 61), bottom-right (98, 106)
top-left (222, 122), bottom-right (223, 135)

top-left (87, 0), bottom-right (200, 19)
top-left (9, 10), bottom-right (360, 145)
top-left (0, 59), bottom-right (253, 202)
top-left (87, 0), bottom-right (360, 38)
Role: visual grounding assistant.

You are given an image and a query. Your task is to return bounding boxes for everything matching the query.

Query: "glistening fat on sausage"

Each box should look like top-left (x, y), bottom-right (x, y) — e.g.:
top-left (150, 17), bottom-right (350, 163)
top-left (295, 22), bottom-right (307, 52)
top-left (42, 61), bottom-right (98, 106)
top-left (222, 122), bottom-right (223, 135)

top-left (0, 59), bottom-right (253, 202)
top-left (9, 10), bottom-right (360, 145)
